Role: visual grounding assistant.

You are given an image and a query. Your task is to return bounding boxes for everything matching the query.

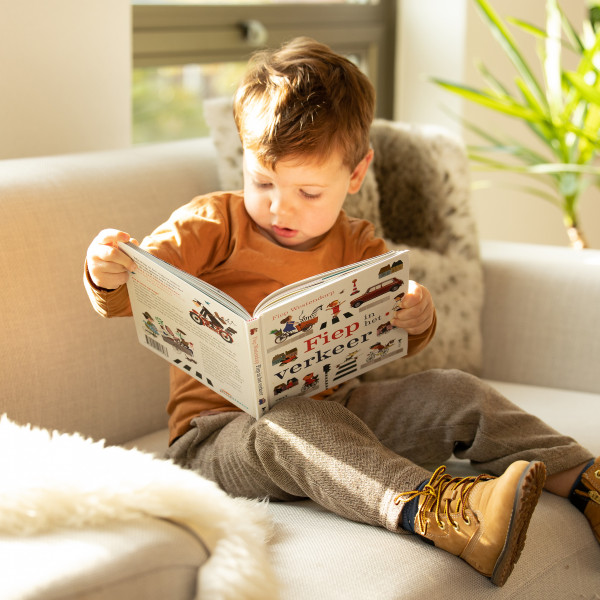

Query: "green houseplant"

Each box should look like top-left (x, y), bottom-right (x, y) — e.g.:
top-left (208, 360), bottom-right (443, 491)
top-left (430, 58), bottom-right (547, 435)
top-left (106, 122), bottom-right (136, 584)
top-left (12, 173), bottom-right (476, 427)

top-left (433, 0), bottom-right (600, 248)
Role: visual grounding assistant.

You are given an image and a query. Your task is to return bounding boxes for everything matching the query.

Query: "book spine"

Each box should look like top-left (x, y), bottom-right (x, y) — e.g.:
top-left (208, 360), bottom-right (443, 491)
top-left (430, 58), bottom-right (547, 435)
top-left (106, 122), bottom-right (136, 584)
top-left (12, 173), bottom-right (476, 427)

top-left (246, 319), bottom-right (269, 418)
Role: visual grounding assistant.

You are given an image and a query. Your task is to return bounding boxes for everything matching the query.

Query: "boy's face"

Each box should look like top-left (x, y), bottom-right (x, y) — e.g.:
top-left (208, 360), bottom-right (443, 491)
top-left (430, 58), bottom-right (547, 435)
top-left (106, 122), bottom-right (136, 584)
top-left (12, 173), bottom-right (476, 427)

top-left (243, 148), bottom-right (373, 251)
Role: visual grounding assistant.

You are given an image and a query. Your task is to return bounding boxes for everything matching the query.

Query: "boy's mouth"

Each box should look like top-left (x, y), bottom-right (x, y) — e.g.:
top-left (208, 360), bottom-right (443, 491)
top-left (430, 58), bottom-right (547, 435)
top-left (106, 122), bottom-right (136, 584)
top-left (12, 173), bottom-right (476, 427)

top-left (272, 224), bottom-right (298, 239)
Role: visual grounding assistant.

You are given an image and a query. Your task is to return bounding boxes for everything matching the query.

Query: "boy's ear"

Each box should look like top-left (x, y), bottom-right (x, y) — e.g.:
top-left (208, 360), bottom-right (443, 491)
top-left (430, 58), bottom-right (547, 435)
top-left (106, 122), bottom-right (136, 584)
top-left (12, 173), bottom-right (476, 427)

top-left (348, 149), bottom-right (374, 194)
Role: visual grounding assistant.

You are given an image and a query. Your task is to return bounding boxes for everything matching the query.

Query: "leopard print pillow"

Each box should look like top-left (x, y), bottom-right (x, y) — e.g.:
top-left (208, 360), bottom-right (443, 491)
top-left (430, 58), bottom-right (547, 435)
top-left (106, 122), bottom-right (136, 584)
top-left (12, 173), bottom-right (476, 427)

top-left (204, 99), bottom-right (483, 378)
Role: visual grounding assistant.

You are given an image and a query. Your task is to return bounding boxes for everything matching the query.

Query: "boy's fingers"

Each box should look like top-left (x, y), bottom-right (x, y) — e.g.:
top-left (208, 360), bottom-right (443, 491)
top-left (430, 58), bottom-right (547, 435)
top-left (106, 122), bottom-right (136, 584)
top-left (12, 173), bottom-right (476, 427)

top-left (393, 300), bottom-right (428, 323)
top-left (391, 281), bottom-right (434, 334)
top-left (86, 229), bottom-right (138, 290)
top-left (399, 280), bottom-right (422, 309)
top-left (93, 228), bottom-right (131, 246)
top-left (89, 243), bottom-right (136, 272)
top-left (88, 229), bottom-right (137, 271)
top-left (393, 308), bottom-right (432, 333)
top-left (91, 257), bottom-right (131, 274)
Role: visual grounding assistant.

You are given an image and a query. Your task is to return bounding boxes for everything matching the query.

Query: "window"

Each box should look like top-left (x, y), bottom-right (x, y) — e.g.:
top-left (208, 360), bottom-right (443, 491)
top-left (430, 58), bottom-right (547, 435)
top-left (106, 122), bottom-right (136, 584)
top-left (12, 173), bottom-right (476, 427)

top-left (132, 1), bottom-right (395, 143)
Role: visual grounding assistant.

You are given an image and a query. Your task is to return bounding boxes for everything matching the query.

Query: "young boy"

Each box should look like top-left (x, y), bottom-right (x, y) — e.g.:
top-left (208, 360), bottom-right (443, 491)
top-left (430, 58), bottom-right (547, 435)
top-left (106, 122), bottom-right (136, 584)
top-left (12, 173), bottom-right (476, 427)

top-left (85, 37), bottom-right (598, 586)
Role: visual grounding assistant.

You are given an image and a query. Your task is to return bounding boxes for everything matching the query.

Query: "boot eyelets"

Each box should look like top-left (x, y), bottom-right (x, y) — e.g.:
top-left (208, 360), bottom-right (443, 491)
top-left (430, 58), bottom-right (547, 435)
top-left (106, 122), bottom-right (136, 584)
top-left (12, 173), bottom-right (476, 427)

top-left (438, 521), bottom-right (445, 530)
top-left (594, 469), bottom-right (600, 479)
top-left (453, 522), bottom-right (460, 532)
top-left (464, 516), bottom-right (471, 526)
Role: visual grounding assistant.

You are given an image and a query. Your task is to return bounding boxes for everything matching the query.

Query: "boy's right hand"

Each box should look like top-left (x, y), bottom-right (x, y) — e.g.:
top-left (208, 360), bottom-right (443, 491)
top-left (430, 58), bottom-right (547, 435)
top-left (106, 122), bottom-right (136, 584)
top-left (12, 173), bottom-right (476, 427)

top-left (86, 229), bottom-right (139, 290)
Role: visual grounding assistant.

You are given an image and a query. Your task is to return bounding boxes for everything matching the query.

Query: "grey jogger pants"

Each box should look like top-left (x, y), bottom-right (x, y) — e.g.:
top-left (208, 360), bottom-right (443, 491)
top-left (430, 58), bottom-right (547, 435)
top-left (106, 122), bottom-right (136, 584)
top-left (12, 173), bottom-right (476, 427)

top-left (165, 369), bottom-right (592, 533)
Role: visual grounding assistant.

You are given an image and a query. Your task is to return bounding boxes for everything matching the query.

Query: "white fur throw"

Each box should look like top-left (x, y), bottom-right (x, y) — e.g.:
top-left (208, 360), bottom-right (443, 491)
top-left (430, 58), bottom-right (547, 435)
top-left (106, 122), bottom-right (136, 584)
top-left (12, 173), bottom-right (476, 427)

top-left (204, 98), bottom-right (484, 379)
top-left (0, 415), bottom-right (278, 600)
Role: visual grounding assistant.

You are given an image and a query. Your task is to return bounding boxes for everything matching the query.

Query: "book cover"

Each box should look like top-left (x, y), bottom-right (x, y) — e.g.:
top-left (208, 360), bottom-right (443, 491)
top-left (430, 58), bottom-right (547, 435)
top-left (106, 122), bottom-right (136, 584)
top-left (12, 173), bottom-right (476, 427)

top-left (120, 242), bottom-right (409, 418)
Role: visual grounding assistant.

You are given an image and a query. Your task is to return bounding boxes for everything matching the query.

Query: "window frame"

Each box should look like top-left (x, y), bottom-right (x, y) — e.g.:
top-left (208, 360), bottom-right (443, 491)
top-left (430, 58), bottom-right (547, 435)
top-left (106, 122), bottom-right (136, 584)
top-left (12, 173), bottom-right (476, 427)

top-left (132, 1), bottom-right (396, 118)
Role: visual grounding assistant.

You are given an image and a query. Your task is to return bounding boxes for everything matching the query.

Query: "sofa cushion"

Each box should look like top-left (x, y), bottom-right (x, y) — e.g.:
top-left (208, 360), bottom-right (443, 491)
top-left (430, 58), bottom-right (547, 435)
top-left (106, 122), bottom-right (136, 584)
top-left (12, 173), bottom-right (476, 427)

top-left (13, 494), bottom-right (598, 600)
top-left (204, 99), bottom-right (484, 380)
top-left (0, 519), bottom-right (206, 600)
top-left (267, 493), bottom-right (600, 600)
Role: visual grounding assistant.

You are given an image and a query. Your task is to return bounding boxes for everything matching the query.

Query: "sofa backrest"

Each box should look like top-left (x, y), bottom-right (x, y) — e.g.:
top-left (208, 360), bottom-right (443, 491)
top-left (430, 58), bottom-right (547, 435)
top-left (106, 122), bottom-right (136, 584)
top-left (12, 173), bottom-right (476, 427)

top-left (0, 138), bottom-right (220, 444)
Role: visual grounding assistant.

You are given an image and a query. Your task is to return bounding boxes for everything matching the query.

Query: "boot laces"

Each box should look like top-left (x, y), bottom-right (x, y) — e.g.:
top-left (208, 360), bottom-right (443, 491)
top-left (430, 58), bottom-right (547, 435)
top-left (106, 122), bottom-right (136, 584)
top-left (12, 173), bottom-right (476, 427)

top-left (573, 464), bottom-right (600, 506)
top-left (573, 488), bottom-right (600, 505)
top-left (394, 466), bottom-right (495, 534)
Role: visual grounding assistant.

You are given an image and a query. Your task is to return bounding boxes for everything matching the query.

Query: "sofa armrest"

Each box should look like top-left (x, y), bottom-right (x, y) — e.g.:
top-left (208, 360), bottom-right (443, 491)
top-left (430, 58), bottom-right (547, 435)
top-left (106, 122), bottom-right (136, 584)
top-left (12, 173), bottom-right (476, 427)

top-left (0, 138), bottom-right (220, 445)
top-left (479, 241), bottom-right (600, 394)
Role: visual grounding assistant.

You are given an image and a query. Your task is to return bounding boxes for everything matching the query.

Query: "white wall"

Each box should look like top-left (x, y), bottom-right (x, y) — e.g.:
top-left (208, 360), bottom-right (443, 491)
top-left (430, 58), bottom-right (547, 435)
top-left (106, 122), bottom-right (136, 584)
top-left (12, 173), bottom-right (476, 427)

top-left (395, 0), bottom-right (468, 136)
top-left (396, 0), bottom-right (600, 249)
top-left (0, 0), bottom-right (131, 160)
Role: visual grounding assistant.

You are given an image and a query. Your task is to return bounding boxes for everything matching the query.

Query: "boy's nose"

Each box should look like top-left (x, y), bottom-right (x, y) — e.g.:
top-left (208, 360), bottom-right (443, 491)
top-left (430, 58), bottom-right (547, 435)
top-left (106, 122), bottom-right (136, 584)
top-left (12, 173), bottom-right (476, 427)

top-left (270, 192), bottom-right (292, 217)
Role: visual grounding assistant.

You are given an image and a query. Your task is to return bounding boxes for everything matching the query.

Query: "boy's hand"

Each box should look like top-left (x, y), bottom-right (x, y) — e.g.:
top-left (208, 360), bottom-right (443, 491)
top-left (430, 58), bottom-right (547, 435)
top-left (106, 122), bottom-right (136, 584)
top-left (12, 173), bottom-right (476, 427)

top-left (391, 280), bottom-right (434, 335)
top-left (86, 229), bottom-right (139, 290)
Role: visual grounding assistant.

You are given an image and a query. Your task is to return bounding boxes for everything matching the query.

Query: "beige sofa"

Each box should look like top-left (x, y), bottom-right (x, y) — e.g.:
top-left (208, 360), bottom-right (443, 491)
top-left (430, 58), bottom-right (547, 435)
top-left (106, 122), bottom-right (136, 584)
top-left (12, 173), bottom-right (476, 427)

top-left (1, 130), bottom-right (599, 600)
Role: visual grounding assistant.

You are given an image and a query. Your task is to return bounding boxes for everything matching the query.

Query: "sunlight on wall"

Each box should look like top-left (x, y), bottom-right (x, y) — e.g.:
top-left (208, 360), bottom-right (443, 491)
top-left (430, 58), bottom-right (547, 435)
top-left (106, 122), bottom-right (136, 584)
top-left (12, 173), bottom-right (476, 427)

top-left (395, 0), bottom-right (467, 134)
top-left (0, 0), bottom-right (130, 159)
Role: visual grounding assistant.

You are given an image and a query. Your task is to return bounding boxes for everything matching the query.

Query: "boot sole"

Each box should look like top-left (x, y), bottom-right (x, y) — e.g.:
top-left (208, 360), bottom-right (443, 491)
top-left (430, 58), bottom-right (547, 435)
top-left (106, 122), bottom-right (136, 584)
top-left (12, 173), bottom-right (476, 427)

top-left (490, 461), bottom-right (546, 586)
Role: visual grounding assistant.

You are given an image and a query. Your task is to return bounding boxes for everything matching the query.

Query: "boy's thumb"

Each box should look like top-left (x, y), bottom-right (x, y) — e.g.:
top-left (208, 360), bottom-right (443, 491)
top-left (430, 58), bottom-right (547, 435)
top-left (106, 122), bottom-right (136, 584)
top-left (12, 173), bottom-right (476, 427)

top-left (401, 281), bottom-right (421, 308)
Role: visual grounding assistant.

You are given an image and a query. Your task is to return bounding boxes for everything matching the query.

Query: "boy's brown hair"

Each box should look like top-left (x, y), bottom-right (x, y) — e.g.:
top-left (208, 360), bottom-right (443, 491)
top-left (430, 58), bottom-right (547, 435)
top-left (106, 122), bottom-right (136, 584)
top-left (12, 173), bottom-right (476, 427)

top-left (233, 37), bottom-right (375, 170)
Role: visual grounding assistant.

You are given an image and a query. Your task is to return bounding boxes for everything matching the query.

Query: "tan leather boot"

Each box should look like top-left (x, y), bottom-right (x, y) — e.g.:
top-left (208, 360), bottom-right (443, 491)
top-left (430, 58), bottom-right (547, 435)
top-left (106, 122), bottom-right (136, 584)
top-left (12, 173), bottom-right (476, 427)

top-left (571, 457), bottom-right (600, 544)
top-left (395, 460), bottom-right (546, 587)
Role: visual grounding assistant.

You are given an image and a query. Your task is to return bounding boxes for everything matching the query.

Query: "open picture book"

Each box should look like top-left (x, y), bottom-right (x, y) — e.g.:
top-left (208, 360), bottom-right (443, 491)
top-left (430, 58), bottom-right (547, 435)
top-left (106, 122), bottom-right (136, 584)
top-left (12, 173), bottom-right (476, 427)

top-left (119, 242), bottom-right (410, 418)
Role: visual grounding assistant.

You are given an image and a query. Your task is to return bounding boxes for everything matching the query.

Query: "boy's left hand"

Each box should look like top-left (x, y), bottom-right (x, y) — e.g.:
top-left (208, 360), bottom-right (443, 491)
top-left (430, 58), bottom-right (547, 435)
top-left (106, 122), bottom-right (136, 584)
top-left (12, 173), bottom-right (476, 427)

top-left (391, 280), bottom-right (434, 335)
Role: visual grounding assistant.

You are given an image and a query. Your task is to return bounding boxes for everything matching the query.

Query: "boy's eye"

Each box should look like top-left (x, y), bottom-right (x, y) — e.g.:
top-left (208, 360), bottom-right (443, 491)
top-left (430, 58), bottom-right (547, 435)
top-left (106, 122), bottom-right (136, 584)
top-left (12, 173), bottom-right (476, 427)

top-left (254, 181), bottom-right (272, 189)
top-left (300, 189), bottom-right (321, 199)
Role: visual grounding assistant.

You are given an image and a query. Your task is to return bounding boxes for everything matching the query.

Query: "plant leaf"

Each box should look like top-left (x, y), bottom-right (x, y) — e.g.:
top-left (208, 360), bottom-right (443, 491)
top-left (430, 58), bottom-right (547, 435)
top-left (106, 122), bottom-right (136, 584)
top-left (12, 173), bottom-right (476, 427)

top-left (558, 4), bottom-right (585, 53)
top-left (476, 61), bottom-right (514, 98)
top-left (507, 17), bottom-right (546, 39)
top-left (473, 0), bottom-right (547, 108)
top-left (504, 160), bottom-right (600, 175)
top-left (467, 152), bottom-right (563, 192)
top-left (469, 140), bottom-right (552, 166)
top-left (432, 79), bottom-right (543, 121)
top-left (544, 0), bottom-right (564, 121)
top-left (508, 14), bottom-right (580, 53)
top-left (565, 71), bottom-right (600, 105)
top-left (513, 77), bottom-right (559, 154)
top-left (579, 101), bottom-right (600, 162)
top-left (470, 178), bottom-right (563, 208)
top-left (442, 100), bottom-right (555, 165)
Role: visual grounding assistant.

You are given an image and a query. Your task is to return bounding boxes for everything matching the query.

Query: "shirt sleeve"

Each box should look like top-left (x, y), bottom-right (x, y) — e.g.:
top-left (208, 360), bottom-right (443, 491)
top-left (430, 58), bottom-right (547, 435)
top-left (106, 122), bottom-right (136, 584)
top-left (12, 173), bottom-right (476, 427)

top-left (343, 214), bottom-right (389, 262)
top-left (83, 260), bottom-right (133, 318)
top-left (83, 193), bottom-right (234, 319)
top-left (140, 193), bottom-right (233, 278)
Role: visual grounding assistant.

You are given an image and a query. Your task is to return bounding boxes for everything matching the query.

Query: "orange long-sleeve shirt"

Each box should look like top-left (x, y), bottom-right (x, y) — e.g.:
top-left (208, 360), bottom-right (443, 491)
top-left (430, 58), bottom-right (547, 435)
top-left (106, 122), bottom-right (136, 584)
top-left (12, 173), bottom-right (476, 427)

top-left (85, 191), bottom-right (436, 443)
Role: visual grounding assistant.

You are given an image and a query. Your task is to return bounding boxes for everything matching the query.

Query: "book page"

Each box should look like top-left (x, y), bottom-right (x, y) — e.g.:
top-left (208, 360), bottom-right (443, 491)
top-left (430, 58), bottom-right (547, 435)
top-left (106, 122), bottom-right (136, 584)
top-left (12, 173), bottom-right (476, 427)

top-left (255, 251), bottom-right (409, 406)
top-left (120, 243), bottom-right (259, 416)
top-left (253, 251), bottom-right (401, 315)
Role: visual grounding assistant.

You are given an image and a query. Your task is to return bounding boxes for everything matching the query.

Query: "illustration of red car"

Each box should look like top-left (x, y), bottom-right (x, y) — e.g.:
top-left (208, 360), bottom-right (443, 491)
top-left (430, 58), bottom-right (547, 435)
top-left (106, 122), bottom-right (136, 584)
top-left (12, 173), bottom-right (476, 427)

top-left (350, 278), bottom-right (403, 308)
